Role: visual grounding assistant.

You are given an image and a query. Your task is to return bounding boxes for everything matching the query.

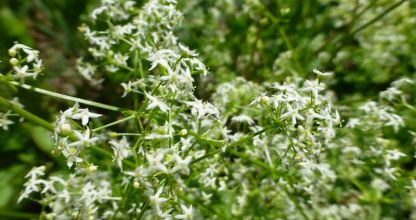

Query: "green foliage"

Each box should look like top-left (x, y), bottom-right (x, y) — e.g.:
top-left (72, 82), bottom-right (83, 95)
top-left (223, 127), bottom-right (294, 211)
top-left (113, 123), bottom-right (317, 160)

top-left (0, 0), bottom-right (415, 219)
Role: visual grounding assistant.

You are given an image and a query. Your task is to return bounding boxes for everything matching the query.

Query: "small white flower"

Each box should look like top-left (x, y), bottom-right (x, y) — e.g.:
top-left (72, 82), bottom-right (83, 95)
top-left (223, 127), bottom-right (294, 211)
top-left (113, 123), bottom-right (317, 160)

top-left (179, 43), bottom-right (198, 57)
top-left (71, 108), bottom-right (102, 126)
top-left (175, 204), bottom-right (193, 220)
top-left (231, 114), bottom-right (255, 125)
top-left (148, 187), bottom-right (168, 212)
top-left (146, 151), bottom-right (169, 173)
top-left (280, 104), bottom-right (305, 126)
top-left (148, 49), bottom-right (179, 71)
top-left (380, 87), bottom-right (402, 101)
top-left (0, 111), bottom-right (14, 130)
top-left (109, 137), bottom-right (131, 170)
top-left (186, 99), bottom-right (219, 120)
top-left (114, 53), bottom-right (128, 66)
top-left (69, 128), bottom-right (99, 148)
top-left (145, 92), bottom-right (170, 113)
top-left (392, 77), bottom-right (413, 88)
top-left (13, 65), bottom-right (31, 79)
top-left (25, 166), bottom-right (46, 180)
top-left (171, 154), bottom-right (192, 175)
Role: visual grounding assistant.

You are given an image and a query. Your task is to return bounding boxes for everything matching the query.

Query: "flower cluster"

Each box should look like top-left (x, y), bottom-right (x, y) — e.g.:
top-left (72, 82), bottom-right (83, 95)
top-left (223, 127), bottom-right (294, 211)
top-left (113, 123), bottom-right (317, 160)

top-left (7, 43), bottom-right (43, 82)
top-left (1, 0), bottom-right (414, 219)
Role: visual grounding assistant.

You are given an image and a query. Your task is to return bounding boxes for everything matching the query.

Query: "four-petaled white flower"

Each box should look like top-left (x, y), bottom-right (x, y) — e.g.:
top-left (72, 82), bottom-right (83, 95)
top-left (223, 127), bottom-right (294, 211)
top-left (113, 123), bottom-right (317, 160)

top-left (145, 92), bottom-right (170, 113)
top-left (0, 111), bottom-right (14, 130)
top-left (71, 108), bottom-right (102, 126)
top-left (149, 187), bottom-right (168, 213)
top-left (69, 128), bottom-right (99, 148)
top-left (175, 204), bottom-right (193, 220)
top-left (13, 65), bottom-right (30, 79)
top-left (146, 152), bottom-right (169, 173)
top-left (109, 137), bottom-right (131, 170)
top-left (171, 154), bottom-right (192, 175)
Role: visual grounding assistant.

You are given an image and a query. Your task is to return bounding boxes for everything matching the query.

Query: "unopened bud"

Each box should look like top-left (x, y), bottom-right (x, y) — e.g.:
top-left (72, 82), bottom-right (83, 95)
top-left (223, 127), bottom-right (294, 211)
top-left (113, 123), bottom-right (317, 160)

top-left (179, 129), bottom-right (188, 136)
top-left (133, 181), bottom-right (140, 188)
top-left (9, 58), bottom-right (19, 66)
top-left (109, 132), bottom-right (118, 138)
top-left (60, 123), bottom-right (72, 135)
top-left (260, 96), bottom-right (270, 105)
top-left (88, 164), bottom-right (98, 172)
top-left (51, 149), bottom-right (61, 156)
top-left (8, 48), bottom-right (16, 57)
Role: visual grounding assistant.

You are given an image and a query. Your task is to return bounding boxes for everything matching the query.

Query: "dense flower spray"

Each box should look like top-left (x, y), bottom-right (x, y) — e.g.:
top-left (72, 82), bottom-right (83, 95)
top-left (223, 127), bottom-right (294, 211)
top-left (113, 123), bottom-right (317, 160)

top-left (0, 0), bottom-right (415, 219)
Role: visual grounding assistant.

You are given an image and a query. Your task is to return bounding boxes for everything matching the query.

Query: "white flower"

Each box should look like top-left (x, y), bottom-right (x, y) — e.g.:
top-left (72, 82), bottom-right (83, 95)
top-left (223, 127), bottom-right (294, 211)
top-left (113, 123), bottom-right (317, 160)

top-left (175, 204), bottom-right (193, 220)
top-left (13, 65), bottom-right (31, 79)
top-left (145, 92), bottom-right (170, 113)
top-left (121, 81), bottom-right (134, 97)
top-left (232, 114), bottom-right (255, 125)
top-left (392, 77), bottom-right (413, 88)
top-left (148, 187), bottom-right (168, 212)
top-left (77, 59), bottom-right (97, 82)
top-left (148, 49), bottom-right (179, 71)
top-left (69, 128), bottom-right (99, 148)
top-left (18, 166), bottom-right (47, 203)
top-left (280, 104), bottom-right (305, 126)
top-left (0, 111), bottom-right (14, 130)
top-left (171, 154), bottom-right (192, 175)
top-left (186, 99), bottom-right (219, 120)
top-left (179, 43), bottom-right (198, 57)
top-left (109, 137), bottom-right (131, 170)
top-left (385, 149), bottom-right (406, 166)
top-left (380, 87), bottom-right (402, 101)
top-left (146, 151), bottom-right (169, 173)
top-left (71, 108), bottom-right (102, 126)
top-left (114, 53), bottom-right (128, 66)
top-left (25, 166), bottom-right (46, 180)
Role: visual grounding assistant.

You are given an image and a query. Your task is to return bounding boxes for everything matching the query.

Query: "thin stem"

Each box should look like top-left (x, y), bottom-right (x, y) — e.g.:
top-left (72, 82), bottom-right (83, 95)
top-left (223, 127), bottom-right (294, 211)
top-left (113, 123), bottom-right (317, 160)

top-left (0, 210), bottom-right (38, 219)
top-left (10, 81), bottom-right (123, 112)
top-left (91, 146), bottom-right (135, 168)
top-left (332, 0), bottom-right (408, 53)
top-left (190, 127), bottom-right (272, 165)
top-left (349, 0), bottom-right (408, 36)
top-left (93, 114), bottom-right (136, 132)
top-left (0, 95), bottom-right (135, 169)
top-left (262, 9), bottom-right (306, 76)
top-left (111, 132), bottom-right (142, 136)
top-left (0, 96), bottom-right (54, 131)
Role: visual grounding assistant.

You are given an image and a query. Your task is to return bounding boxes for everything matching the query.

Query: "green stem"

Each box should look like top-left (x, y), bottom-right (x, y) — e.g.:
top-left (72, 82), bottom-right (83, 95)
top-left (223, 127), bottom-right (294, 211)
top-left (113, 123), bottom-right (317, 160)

top-left (228, 149), bottom-right (270, 170)
top-left (93, 114), bottom-right (136, 132)
top-left (190, 127), bottom-right (271, 165)
top-left (90, 145), bottom-right (135, 169)
top-left (0, 96), bottom-right (54, 131)
top-left (0, 210), bottom-right (38, 219)
top-left (349, 0), bottom-right (408, 36)
top-left (10, 82), bottom-right (123, 112)
top-left (0, 95), bottom-right (135, 169)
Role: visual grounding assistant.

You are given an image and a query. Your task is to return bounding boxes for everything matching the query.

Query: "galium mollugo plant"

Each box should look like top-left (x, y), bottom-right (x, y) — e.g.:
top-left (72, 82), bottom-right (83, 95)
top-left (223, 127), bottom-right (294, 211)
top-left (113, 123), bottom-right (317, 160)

top-left (0, 0), bottom-right (415, 219)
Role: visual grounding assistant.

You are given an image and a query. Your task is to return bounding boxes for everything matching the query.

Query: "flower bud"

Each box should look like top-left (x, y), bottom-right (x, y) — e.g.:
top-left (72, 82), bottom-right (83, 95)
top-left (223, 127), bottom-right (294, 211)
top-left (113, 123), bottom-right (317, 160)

top-left (8, 48), bottom-right (16, 57)
top-left (9, 58), bottom-right (19, 66)
top-left (179, 129), bottom-right (188, 136)
top-left (109, 132), bottom-right (118, 138)
top-left (133, 181), bottom-right (140, 189)
top-left (260, 96), bottom-right (270, 105)
top-left (88, 164), bottom-right (98, 172)
top-left (60, 123), bottom-right (72, 135)
top-left (51, 149), bottom-right (61, 156)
